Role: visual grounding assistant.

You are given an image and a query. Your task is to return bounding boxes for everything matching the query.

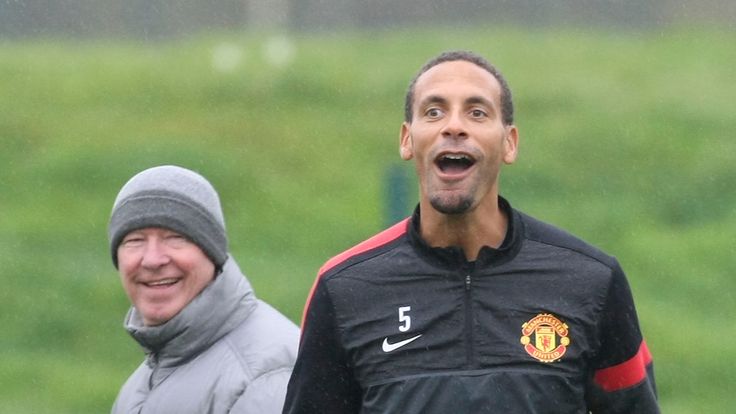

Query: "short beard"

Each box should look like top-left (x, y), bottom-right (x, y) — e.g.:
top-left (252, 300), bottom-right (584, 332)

top-left (430, 195), bottom-right (474, 215)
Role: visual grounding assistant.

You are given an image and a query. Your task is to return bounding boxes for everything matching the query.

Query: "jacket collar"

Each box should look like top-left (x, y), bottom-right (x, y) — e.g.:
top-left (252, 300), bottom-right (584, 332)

top-left (407, 196), bottom-right (523, 269)
top-left (123, 255), bottom-right (257, 369)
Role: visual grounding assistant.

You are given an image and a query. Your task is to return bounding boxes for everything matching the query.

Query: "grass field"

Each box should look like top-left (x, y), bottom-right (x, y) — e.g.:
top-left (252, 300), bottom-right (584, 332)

top-left (0, 26), bottom-right (734, 413)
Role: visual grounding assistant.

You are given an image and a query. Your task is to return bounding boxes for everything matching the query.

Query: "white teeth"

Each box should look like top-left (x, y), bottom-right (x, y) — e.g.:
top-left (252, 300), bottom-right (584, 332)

top-left (443, 154), bottom-right (470, 160)
top-left (146, 278), bottom-right (178, 286)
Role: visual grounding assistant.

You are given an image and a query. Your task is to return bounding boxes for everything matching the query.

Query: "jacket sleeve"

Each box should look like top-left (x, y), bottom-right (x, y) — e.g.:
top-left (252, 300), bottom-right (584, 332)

top-left (586, 262), bottom-right (660, 413)
top-left (230, 367), bottom-right (293, 414)
top-left (282, 277), bottom-right (363, 414)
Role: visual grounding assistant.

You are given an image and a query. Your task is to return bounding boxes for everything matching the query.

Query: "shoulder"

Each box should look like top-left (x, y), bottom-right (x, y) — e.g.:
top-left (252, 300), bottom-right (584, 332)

top-left (111, 361), bottom-right (150, 413)
top-left (229, 365), bottom-right (293, 413)
top-left (221, 300), bottom-right (299, 380)
top-left (318, 218), bottom-right (410, 279)
top-left (517, 210), bottom-right (619, 270)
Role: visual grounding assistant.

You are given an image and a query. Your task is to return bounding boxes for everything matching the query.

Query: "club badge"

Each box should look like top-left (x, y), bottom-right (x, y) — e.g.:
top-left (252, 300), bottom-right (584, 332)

top-left (520, 313), bottom-right (570, 363)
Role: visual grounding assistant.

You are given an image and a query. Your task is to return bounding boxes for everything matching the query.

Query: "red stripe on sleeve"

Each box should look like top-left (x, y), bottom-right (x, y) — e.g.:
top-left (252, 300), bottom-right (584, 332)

top-left (300, 218), bottom-right (410, 327)
top-left (594, 341), bottom-right (653, 392)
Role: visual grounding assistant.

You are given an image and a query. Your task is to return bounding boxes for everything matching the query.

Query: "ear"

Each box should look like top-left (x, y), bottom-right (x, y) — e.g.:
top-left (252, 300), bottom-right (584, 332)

top-left (502, 125), bottom-right (519, 164)
top-left (399, 122), bottom-right (414, 160)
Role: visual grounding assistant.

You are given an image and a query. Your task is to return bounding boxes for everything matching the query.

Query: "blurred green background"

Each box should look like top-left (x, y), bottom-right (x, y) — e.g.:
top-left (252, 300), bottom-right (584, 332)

top-left (1, 26), bottom-right (734, 413)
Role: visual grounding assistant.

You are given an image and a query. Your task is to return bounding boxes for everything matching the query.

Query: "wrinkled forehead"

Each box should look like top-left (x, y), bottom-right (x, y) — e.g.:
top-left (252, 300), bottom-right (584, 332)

top-left (413, 60), bottom-right (503, 105)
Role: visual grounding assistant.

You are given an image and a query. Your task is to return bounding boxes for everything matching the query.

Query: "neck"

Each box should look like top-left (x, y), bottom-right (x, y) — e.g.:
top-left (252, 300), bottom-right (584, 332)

top-left (419, 197), bottom-right (508, 261)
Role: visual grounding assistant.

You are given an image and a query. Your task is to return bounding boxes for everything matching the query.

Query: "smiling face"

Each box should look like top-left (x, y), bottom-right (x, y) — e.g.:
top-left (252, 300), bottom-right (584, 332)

top-left (400, 60), bottom-right (518, 216)
top-left (117, 227), bottom-right (215, 326)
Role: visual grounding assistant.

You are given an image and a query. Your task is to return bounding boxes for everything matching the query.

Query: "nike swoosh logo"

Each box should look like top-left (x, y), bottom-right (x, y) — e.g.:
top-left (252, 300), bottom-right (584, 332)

top-left (382, 334), bottom-right (423, 353)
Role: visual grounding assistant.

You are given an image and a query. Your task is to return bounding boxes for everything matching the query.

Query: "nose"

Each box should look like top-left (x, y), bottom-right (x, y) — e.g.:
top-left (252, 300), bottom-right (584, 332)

top-left (440, 110), bottom-right (468, 140)
top-left (140, 238), bottom-right (171, 269)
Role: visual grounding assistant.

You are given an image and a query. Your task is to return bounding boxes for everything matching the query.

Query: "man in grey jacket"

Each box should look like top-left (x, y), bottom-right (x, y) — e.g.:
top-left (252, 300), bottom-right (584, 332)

top-left (108, 165), bottom-right (299, 414)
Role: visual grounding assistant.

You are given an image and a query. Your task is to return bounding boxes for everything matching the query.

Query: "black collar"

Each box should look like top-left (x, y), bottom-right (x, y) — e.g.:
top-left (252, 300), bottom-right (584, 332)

top-left (407, 196), bottom-right (523, 269)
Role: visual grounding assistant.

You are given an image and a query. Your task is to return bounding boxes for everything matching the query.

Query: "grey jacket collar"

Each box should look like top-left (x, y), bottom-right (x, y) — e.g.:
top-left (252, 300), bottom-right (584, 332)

top-left (123, 256), bottom-right (257, 369)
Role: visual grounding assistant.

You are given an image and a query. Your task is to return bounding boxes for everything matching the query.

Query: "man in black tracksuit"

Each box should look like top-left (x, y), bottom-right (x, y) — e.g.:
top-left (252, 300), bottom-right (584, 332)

top-left (283, 51), bottom-right (659, 413)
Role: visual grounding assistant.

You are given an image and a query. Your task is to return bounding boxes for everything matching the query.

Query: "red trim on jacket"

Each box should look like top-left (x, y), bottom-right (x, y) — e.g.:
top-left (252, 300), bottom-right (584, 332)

top-left (300, 218), bottom-right (410, 328)
top-left (594, 341), bottom-right (653, 392)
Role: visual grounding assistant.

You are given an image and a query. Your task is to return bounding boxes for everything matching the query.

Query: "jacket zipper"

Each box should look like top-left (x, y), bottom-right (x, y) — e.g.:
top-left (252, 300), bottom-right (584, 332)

top-left (464, 273), bottom-right (474, 368)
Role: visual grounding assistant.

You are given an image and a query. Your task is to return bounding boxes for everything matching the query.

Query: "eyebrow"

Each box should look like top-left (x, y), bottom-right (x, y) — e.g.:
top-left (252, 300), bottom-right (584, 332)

top-left (418, 95), bottom-right (495, 109)
top-left (418, 94), bottom-right (447, 109)
top-left (465, 95), bottom-right (495, 108)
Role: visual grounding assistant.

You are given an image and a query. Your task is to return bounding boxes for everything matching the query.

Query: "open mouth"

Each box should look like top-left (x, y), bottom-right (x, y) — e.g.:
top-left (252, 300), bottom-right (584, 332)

top-left (435, 153), bottom-right (476, 174)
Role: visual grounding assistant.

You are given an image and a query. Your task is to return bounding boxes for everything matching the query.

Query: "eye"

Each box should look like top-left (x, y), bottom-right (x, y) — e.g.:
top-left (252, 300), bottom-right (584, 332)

top-left (120, 235), bottom-right (144, 247)
top-left (164, 233), bottom-right (189, 247)
top-left (425, 108), bottom-right (444, 118)
top-left (469, 108), bottom-right (487, 119)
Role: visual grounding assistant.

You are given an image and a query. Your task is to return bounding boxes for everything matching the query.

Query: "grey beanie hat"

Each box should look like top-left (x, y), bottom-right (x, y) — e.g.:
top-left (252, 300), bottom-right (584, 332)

top-left (108, 165), bottom-right (228, 269)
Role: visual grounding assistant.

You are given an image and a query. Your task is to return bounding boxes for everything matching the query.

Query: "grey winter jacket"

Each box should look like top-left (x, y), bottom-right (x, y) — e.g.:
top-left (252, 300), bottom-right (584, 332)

top-left (111, 257), bottom-right (299, 414)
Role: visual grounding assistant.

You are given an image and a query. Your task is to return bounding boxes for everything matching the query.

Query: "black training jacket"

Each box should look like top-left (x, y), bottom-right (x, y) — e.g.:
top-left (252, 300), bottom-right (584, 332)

top-left (284, 198), bottom-right (659, 414)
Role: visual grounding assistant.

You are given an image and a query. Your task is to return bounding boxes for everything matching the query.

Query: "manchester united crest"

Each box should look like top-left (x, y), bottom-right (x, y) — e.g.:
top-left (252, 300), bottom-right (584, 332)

top-left (520, 313), bottom-right (570, 363)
